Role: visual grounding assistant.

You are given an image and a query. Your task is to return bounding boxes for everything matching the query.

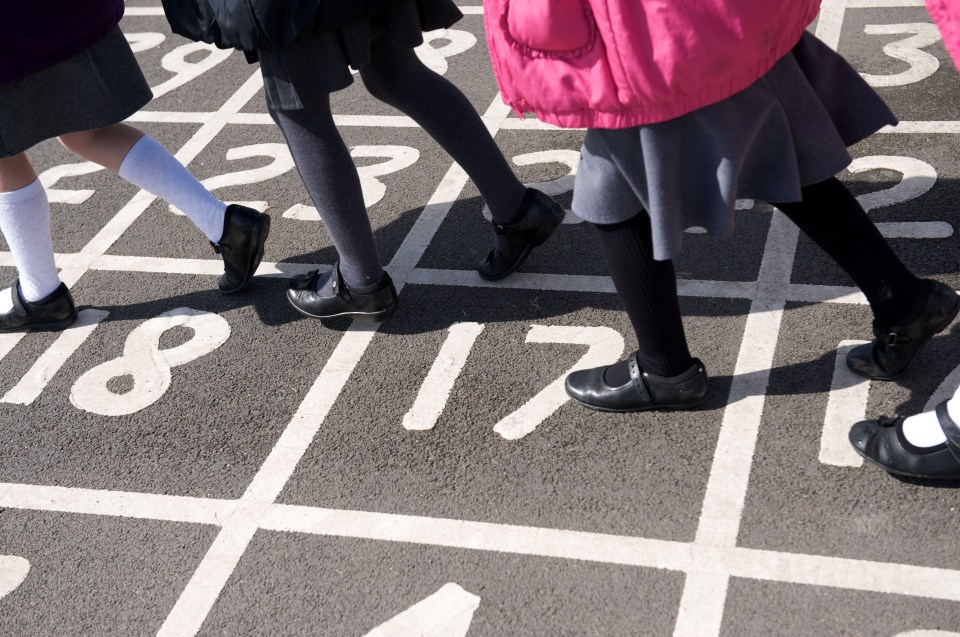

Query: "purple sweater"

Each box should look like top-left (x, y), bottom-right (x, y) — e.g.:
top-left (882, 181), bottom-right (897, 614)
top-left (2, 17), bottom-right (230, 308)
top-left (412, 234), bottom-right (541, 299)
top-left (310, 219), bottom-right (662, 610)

top-left (0, 0), bottom-right (124, 84)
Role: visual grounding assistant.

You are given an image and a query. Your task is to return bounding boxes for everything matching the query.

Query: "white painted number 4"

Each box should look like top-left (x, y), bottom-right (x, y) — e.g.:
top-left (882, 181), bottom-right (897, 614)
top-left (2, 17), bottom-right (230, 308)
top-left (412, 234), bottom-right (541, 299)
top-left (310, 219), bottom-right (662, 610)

top-left (364, 583), bottom-right (480, 637)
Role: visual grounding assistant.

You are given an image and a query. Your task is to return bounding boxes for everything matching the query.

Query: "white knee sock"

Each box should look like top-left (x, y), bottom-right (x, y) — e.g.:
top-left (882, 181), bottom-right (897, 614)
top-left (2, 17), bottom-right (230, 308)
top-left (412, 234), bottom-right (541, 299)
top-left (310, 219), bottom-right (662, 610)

top-left (902, 384), bottom-right (960, 447)
top-left (0, 178), bottom-right (61, 305)
top-left (118, 135), bottom-right (228, 243)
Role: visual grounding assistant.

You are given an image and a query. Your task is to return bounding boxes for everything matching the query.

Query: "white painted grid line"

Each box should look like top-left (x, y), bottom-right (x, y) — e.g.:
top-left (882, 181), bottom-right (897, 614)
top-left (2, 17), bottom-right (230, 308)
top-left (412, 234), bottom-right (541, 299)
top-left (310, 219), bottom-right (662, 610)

top-left (674, 4), bottom-right (852, 632)
top-left (4, 483), bottom-right (960, 605)
top-left (820, 340), bottom-right (872, 467)
top-left (124, 110), bottom-right (960, 134)
top-left (0, 251), bottom-right (871, 305)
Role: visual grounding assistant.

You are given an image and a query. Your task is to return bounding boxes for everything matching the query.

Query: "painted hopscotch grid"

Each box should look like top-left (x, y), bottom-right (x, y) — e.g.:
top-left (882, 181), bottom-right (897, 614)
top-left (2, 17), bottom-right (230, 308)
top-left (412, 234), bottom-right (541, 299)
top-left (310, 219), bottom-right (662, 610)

top-left (0, 0), bottom-right (958, 634)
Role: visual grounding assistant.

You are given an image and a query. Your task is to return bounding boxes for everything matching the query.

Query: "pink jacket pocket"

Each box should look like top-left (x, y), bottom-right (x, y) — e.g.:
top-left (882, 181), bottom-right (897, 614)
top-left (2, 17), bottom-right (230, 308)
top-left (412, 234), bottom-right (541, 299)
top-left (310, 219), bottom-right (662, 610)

top-left (502, 0), bottom-right (596, 57)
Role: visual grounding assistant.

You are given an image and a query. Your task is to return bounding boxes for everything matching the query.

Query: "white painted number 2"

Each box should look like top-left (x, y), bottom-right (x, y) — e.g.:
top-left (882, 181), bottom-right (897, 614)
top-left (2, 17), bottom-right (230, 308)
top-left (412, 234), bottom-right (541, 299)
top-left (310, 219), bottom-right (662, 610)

top-left (483, 150), bottom-right (583, 225)
top-left (846, 156), bottom-right (953, 239)
top-left (170, 144), bottom-right (296, 215)
top-left (70, 308), bottom-right (231, 417)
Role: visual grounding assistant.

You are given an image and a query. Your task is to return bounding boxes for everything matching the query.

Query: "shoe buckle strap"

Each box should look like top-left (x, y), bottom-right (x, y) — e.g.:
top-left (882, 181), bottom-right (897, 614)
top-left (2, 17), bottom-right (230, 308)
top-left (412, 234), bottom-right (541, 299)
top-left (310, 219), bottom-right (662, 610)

top-left (492, 222), bottom-right (527, 238)
top-left (885, 331), bottom-right (910, 346)
top-left (627, 353), bottom-right (654, 403)
top-left (936, 401), bottom-right (960, 462)
top-left (873, 324), bottom-right (910, 347)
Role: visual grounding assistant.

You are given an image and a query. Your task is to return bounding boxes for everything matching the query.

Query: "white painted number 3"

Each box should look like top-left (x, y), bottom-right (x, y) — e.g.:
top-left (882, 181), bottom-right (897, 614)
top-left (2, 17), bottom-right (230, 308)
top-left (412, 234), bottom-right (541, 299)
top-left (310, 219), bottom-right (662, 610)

top-left (70, 308), bottom-right (230, 417)
top-left (861, 23), bottom-right (942, 87)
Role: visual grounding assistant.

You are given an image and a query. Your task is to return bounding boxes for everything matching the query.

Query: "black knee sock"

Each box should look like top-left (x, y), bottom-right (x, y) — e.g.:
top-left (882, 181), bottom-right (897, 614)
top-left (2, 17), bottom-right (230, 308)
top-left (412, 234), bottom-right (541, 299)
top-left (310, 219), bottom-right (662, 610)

top-left (269, 102), bottom-right (385, 289)
top-left (595, 213), bottom-right (693, 381)
top-left (772, 177), bottom-right (921, 327)
top-left (359, 37), bottom-right (527, 224)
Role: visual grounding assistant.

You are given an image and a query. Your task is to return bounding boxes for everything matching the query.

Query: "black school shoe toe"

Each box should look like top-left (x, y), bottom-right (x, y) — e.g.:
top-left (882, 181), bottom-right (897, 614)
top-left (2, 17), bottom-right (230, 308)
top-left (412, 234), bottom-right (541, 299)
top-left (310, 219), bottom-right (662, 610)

top-left (564, 352), bottom-right (708, 413)
top-left (0, 280), bottom-right (77, 332)
top-left (846, 279), bottom-right (959, 380)
top-left (211, 204), bottom-right (271, 294)
top-left (286, 261), bottom-right (398, 324)
top-left (477, 188), bottom-right (564, 281)
top-left (849, 401), bottom-right (960, 480)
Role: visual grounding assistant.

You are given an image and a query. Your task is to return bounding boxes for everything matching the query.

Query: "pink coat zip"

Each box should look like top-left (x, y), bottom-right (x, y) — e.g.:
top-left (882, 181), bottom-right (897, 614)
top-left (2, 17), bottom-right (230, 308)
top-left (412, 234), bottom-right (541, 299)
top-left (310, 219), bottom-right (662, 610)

top-left (483, 0), bottom-right (821, 129)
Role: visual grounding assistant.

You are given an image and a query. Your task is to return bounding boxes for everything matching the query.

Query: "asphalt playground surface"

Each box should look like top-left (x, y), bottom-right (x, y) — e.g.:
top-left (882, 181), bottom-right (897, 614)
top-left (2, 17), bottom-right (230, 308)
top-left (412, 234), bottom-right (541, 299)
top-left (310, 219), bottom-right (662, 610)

top-left (2, 1), bottom-right (960, 635)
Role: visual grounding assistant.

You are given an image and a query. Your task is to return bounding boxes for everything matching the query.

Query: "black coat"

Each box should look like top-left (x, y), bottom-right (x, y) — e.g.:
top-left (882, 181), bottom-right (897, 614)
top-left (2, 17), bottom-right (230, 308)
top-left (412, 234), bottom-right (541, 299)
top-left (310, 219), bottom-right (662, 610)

top-left (0, 0), bottom-right (124, 83)
top-left (160, 0), bottom-right (403, 53)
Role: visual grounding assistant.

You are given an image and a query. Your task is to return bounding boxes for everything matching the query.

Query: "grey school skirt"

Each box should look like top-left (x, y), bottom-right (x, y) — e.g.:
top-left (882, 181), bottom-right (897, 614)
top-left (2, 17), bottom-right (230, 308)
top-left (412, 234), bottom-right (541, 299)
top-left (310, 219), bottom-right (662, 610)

top-left (0, 27), bottom-right (152, 158)
top-left (259, 0), bottom-right (463, 111)
top-left (571, 32), bottom-right (898, 261)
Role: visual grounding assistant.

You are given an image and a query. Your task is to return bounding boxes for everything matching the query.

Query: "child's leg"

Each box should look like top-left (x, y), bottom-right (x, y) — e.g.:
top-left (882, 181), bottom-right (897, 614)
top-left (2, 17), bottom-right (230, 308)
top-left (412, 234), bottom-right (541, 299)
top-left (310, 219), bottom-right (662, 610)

top-left (594, 213), bottom-right (694, 379)
top-left (58, 124), bottom-right (227, 242)
top-left (770, 177), bottom-right (920, 326)
top-left (358, 38), bottom-right (526, 224)
top-left (0, 154), bottom-right (60, 304)
top-left (268, 99), bottom-right (385, 289)
top-left (771, 177), bottom-right (955, 381)
top-left (563, 210), bottom-right (706, 413)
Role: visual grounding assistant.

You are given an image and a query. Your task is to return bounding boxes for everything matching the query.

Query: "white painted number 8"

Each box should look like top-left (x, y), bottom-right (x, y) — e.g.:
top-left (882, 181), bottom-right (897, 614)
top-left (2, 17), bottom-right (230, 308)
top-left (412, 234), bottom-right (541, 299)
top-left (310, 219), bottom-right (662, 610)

top-left (69, 308), bottom-right (231, 417)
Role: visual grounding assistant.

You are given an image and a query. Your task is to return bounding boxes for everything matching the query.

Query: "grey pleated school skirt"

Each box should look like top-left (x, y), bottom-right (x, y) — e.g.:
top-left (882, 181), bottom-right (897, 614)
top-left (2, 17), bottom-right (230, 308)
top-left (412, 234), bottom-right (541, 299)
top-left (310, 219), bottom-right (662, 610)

top-left (0, 27), bottom-right (152, 158)
top-left (571, 32), bottom-right (898, 261)
top-left (259, 0), bottom-right (463, 111)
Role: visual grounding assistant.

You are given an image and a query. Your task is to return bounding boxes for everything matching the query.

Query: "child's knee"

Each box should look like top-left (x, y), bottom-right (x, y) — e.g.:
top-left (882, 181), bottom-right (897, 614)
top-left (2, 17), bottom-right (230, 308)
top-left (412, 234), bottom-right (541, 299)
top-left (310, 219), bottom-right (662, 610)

top-left (57, 130), bottom-right (97, 154)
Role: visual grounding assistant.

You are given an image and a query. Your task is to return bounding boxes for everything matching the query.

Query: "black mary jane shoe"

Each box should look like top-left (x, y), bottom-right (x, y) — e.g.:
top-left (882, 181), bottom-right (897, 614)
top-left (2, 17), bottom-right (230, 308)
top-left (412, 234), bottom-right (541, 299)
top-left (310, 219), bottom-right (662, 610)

top-left (0, 279), bottom-right (78, 333)
top-left (846, 279), bottom-right (959, 381)
top-left (564, 352), bottom-right (708, 413)
top-left (286, 261), bottom-right (398, 324)
top-left (477, 188), bottom-right (564, 281)
top-left (211, 204), bottom-right (271, 294)
top-left (849, 401), bottom-right (960, 479)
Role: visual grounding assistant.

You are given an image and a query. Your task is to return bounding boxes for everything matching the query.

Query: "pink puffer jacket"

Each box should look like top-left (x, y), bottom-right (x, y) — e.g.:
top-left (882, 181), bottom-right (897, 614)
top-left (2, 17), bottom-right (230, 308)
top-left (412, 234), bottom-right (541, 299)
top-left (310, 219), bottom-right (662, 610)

top-left (927, 0), bottom-right (960, 70)
top-left (483, 0), bottom-right (821, 128)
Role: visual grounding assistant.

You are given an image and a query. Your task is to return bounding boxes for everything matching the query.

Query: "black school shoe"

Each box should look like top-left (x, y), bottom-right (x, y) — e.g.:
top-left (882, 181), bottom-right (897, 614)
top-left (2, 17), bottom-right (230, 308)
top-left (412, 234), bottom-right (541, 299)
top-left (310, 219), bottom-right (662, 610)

top-left (564, 352), bottom-right (708, 412)
top-left (846, 279), bottom-right (959, 381)
top-left (0, 280), bottom-right (78, 332)
top-left (211, 204), bottom-right (271, 294)
top-left (477, 188), bottom-right (565, 281)
top-left (286, 261), bottom-right (398, 324)
top-left (849, 401), bottom-right (960, 479)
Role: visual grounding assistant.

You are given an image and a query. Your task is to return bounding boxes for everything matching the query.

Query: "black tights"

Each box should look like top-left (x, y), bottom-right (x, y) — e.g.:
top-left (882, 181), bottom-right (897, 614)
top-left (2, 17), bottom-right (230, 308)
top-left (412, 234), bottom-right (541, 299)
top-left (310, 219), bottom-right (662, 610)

top-left (597, 177), bottom-right (920, 379)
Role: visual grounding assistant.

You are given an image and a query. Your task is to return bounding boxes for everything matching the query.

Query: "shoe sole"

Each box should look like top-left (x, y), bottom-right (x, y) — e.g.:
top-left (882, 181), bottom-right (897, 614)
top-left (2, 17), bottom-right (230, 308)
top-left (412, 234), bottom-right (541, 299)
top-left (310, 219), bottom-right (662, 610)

top-left (220, 214), bottom-right (271, 295)
top-left (0, 314), bottom-right (78, 333)
top-left (288, 298), bottom-right (399, 324)
top-left (477, 207), bottom-right (564, 282)
top-left (854, 448), bottom-right (960, 480)
top-left (856, 292), bottom-right (960, 381)
top-left (568, 394), bottom-right (707, 414)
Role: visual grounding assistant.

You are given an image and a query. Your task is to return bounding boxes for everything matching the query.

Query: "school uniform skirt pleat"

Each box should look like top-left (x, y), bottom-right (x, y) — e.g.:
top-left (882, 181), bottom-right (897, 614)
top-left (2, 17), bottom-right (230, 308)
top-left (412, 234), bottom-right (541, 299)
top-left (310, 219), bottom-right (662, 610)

top-left (258, 0), bottom-right (463, 111)
top-left (0, 27), bottom-right (152, 158)
top-left (571, 32), bottom-right (898, 261)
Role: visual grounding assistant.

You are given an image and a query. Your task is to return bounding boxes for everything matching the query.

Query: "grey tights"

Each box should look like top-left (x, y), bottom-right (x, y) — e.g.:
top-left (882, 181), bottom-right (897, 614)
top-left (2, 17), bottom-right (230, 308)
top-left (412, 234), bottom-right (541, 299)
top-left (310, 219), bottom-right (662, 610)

top-left (270, 35), bottom-right (527, 288)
